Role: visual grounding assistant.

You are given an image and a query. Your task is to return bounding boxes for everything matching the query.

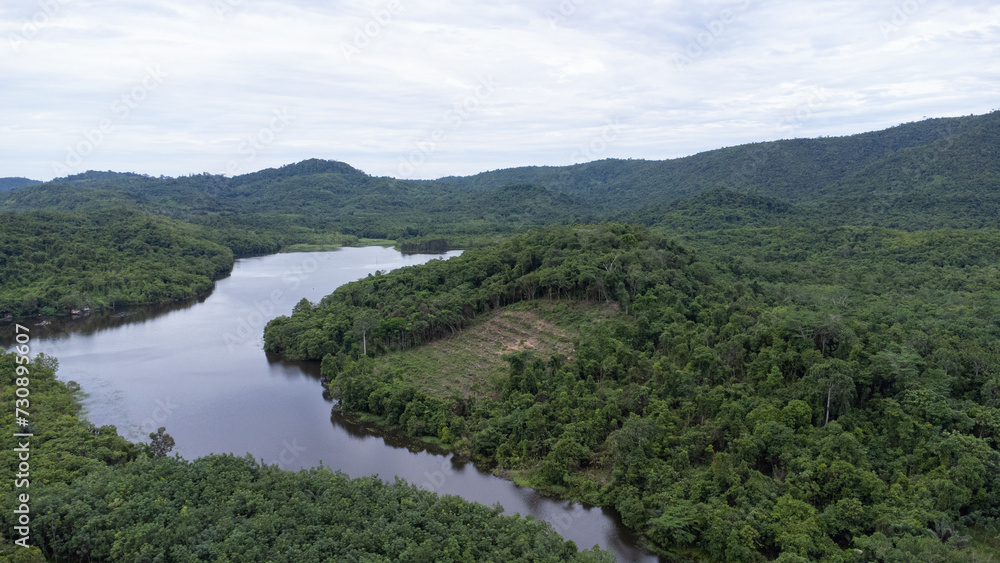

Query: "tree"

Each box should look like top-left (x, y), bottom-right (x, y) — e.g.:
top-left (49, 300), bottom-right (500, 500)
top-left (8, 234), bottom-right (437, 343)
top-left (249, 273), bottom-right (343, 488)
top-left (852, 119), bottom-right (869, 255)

top-left (354, 309), bottom-right (379, 356)
top-left (149, 427), bottom-right (175, 457)
top-left (805, 359), bottom-right (856, 425)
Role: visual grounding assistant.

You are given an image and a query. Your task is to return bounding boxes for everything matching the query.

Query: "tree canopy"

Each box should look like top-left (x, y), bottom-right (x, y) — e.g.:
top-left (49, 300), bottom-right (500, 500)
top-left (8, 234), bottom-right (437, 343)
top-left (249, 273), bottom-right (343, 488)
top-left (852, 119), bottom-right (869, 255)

top-left (267, 223), bottom-right (1000, 561)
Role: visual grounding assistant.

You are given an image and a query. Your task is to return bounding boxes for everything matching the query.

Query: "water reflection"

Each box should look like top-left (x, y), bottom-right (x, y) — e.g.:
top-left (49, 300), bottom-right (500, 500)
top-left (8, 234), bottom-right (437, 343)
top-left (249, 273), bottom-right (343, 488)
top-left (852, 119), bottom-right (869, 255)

top-left (0, 299), bottom-right (201, 345)
top-left (330, 409), bottom-right (451, 455)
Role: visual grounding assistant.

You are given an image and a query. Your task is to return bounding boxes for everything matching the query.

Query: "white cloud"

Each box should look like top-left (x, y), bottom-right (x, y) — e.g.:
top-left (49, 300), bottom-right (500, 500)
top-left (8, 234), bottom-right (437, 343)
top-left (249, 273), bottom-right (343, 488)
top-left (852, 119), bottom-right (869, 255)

top-left (1, 0), bottom-right (997, 181)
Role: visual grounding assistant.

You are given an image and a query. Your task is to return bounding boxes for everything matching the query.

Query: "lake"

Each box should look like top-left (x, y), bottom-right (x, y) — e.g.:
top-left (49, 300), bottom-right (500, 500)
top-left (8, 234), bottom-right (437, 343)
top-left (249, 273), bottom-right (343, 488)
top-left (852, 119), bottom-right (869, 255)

top-left (1, 247), bottom-right (660, 562)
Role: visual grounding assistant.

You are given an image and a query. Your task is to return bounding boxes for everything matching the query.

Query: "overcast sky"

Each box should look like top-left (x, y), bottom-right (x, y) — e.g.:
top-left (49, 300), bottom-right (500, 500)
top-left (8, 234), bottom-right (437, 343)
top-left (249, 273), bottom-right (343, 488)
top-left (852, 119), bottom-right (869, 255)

top-left (2, 0), bottom-right (998, 182)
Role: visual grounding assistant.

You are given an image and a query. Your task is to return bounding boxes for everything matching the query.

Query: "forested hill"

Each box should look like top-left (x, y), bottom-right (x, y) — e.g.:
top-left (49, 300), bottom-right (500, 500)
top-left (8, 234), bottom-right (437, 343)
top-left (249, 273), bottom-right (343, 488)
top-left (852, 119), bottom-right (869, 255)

top-left (0, 166), bottom-right (593, 243)
top-left (3, 111), bottom-right (1000, 561)
top-left (622, 188), bottom-right (816, 232)
top-left (2, 111), bottom-right (998, 236)
top-left (0, 209), bottom-right (241, 318)
top-left (438, 111), bottom-right (999, 218)
top-left (0, 177), bottom-right (40, 192)
top-left (1, 110), bottom-right (996, 319)
top-left (265, 223), bottom-right (1000, 561)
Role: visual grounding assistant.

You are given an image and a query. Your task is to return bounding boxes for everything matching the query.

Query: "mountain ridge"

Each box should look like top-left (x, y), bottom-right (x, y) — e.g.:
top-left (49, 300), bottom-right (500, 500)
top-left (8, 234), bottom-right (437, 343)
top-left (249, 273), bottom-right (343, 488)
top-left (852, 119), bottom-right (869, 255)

top-left (0, 177), bottom-right (41, 192)
top-left (1, 111), bottom-right (997, 239)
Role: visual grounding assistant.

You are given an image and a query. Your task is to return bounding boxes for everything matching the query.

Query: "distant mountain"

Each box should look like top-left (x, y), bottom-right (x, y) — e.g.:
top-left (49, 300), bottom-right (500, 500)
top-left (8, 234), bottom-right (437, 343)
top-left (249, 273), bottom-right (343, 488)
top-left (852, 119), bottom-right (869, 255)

top-left (0, 159), bottom-right (593, 242)
top-left (2, 111), bottom-right (997, 237)
top-left (498, 112), bottom-right (1000, 229)
top-left (440, 112), bottom-right (1000, 222)
top-left (815, 112), bottom-right (1000, 228)
top-left (231, 158), bottom-right (367, 184)
top-left (0, 177), bottom-right (41, 192)
top-left (623, 187), bottom-right (815, 232)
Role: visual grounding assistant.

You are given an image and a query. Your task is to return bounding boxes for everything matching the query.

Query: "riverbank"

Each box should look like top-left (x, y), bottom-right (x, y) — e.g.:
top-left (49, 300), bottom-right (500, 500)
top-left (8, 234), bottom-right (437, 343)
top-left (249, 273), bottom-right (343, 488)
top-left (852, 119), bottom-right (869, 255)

top-left (1, 248), bottom-right (656, 561)
top-left (279, 237), bottom-right (398, 253)
top-left (0, 349), bottom-right (613, 562)
top-left (322, 298), bottom-right (672, 558)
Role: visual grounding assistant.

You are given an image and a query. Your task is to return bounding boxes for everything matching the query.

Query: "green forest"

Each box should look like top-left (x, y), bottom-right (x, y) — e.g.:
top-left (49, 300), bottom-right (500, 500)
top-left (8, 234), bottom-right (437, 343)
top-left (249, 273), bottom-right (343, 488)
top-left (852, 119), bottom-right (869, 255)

top-left (263, 223), bottom-right (1000, 560)
top-left (0, 210), bottom-right (237, 317)
top-left (1, 112), bottom-right (997, 320)
top-left (2, 111), bottom-right (1000, 561)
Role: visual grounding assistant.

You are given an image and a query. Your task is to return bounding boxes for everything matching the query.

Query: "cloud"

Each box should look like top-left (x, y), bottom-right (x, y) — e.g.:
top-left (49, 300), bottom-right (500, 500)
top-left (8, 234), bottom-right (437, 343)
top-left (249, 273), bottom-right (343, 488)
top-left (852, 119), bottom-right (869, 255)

top-left (1, 0), bottom-right (997, 181)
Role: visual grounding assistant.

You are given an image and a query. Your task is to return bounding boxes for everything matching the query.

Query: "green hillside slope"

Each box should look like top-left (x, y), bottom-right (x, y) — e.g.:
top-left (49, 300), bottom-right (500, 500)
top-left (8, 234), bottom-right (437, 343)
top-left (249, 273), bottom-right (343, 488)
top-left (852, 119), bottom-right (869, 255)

top-left (265, 224), bottom-right (1000, 560)
top-left (4, 112), bottom-right (996, 238)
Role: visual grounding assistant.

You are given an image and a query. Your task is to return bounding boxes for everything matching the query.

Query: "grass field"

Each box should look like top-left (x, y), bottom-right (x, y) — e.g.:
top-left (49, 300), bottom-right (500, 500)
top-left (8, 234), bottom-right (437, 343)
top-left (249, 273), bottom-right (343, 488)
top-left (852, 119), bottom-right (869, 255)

top-left (280, 238), bottom-right (397, 253)
top-left (279, 243), bottom-right (344, 252)
top-left (372, 299), bottom-right (618, 399)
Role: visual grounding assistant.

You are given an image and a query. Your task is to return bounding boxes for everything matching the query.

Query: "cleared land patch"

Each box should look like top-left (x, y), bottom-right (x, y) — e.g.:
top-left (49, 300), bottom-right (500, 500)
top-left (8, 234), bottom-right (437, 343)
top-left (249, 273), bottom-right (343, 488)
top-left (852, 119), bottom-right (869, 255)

top-left (373, 299), bottom-right (615, 399)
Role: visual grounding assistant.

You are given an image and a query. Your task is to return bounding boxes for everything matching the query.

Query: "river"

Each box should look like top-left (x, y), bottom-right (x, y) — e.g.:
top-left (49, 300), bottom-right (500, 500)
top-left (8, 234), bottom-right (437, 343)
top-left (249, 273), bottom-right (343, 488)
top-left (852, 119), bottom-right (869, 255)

top-left (1, 247), bottom-right (660, 562)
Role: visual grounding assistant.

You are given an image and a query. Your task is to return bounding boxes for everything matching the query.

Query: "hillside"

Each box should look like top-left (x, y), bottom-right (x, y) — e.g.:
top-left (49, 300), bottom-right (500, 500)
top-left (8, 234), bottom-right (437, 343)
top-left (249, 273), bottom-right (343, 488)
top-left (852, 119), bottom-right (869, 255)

top-left (3, 111), bottom-right (1000, 560)
top-left (370, 299), bottom-right (614, 399)
top-left (0, 162), bottom-right (594, 244)
top-left (0, 209), bottom-right (238, 318)
top-left (2, 111), bottom-right (997, 239)
top-left (266, 224), bottom-right (1000, 561)
top-left (439, 112), bottom-right (1000, 223)
top-left (0, 177), bottom-right (40, 192)
top-left (623, 188), bottom-right (817, 232)
top-left (0, 110), bottom-right (995, 323)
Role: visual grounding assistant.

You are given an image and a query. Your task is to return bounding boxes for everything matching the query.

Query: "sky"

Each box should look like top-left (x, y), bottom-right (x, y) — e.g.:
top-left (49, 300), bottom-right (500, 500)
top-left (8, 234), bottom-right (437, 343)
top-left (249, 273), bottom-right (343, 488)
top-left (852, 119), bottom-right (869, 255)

top-left (1, 0), bottom-right (998, 182)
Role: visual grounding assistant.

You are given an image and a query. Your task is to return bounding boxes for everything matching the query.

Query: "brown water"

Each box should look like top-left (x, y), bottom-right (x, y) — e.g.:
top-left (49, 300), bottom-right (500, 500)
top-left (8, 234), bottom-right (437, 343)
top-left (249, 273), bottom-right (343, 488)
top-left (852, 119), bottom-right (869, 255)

top-left (1, 247), bottom-right (660, 562)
